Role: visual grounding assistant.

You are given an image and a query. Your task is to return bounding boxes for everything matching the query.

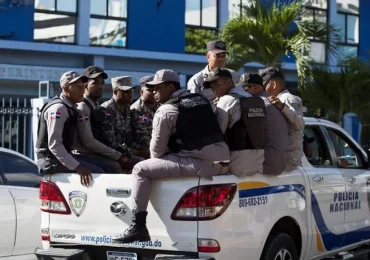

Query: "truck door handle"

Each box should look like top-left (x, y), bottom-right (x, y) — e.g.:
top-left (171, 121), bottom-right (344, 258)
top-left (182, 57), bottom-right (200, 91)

top-left (347, 177), bottom-right (357, 183)
top-left (312, 176), bottom-right (324, 182)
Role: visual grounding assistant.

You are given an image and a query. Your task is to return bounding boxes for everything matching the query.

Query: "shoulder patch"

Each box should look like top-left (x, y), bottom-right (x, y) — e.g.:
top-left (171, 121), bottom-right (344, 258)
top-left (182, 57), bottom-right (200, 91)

top-left (50, 111), bottom-right (61, 120)
top-left (138, 112), bottom-right (149, 122)
top-left (104, 111), bottom-right (112, 118)
top-left (78, 114), bottom-right (89, 122)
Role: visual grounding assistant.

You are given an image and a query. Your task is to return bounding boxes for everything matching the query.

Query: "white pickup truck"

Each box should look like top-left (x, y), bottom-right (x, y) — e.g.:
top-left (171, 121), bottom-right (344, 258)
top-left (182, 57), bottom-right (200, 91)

top-left (34, 117), bottom-right (370, 260)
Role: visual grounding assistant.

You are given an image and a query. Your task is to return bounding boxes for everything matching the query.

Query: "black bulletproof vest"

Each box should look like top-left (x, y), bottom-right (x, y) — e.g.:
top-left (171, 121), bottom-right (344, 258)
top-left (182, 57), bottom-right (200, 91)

top-left (225, 95), bottom-right (266, 151)
top-left (36, 96), bottom-right (79, 159)
top-left (82, 98), bottom-right (105, 142)
top-left (165, 93), bottom-right (224, 153)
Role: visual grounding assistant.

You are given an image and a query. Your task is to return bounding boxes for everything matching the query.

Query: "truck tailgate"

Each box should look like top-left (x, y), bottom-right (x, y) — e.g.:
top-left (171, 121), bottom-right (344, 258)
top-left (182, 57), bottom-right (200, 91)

top-left (44, 173), bottom-right (200, 252)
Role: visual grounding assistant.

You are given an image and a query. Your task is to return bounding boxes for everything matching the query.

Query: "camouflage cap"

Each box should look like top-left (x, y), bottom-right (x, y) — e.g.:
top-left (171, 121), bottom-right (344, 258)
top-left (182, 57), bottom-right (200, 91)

top-left (146, 69), bottom-right (180, 85)
top-left (60, 71), bottom-right (88, 88)
top-left (112, 76), bottom-right (136, 91)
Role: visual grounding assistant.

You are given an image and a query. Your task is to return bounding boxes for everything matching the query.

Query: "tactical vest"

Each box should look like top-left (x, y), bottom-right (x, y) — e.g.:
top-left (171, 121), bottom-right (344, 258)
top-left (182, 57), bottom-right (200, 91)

top-left (225, 95), bottom-right (266, 151)
top-left (82, 98), bottom-right (105, 142)
top-left (36, 96), bottom-right (79, 159)
top-left (165, 93), bottom-right (224, 153)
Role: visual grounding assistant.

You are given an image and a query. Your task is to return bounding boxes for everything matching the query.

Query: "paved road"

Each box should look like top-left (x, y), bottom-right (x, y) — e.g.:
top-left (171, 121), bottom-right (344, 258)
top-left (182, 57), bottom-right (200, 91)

top-left (2, 253), bottom-right (368, 260)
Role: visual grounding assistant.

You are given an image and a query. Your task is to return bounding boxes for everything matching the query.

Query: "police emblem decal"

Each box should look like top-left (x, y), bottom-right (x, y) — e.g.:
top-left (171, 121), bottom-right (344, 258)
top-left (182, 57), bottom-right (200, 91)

top-left (69, 191), bottom-right (87, 217)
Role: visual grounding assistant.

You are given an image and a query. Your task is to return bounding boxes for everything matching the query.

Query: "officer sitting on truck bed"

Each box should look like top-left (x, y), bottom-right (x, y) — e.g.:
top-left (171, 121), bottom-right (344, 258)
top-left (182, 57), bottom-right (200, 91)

top-left (72, 66), bottom-right (133, 173)
top-left (203, 67), bottom-right (266, 177)
top-left (99, 76), bottom-right (143, 171)
top-left (35, 71), bottom-right (102, 186)
top-left (259, 67), bottom-right (305, 172)
top-left (240, 72), bottom-right (289, 175)
top-left (112, 69), bottom-right (230, 244)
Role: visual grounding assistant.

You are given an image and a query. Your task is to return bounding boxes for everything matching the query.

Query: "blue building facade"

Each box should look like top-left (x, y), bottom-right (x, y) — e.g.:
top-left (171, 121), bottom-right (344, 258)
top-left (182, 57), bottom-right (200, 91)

top-left (0, 0), bottom-right (368, 99)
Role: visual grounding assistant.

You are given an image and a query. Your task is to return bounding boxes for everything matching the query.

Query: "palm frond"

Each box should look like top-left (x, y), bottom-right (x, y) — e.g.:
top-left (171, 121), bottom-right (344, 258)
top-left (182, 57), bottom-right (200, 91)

top-left (221, 0), bottom-right (339, 89)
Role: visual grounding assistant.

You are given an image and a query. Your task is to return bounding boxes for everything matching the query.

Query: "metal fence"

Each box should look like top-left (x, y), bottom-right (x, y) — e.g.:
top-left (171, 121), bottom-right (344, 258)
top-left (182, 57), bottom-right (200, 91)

top-left (0, 97), bottom-right (34, 159)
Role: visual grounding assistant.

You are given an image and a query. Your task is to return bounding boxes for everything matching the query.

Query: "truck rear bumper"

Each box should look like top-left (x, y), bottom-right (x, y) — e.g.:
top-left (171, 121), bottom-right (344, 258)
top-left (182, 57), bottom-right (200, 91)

top-left (34, 247), bottom-right (86, 260)
top-left (34, 246), bottom-right (214, 260)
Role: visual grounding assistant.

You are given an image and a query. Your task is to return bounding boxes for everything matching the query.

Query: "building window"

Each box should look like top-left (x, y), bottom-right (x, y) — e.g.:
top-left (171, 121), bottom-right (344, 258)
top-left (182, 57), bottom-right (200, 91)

top-left (34, 0), bottom-right (77, 43)
top-left (185, 0), bottom-right (219, 54)
top-left (336, 0), bottom-right (359, 60)
top-left (228, 0), bottom-right (253, 19)
top-left (90, 0), bottom-right (128, 48)
top-left (303, 0), bottom-right (328, 64)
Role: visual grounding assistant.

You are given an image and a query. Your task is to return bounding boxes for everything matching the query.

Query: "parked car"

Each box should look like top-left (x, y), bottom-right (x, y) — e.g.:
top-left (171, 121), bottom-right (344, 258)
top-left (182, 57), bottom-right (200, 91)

top-left (0, 147), bottom-right (42, 258)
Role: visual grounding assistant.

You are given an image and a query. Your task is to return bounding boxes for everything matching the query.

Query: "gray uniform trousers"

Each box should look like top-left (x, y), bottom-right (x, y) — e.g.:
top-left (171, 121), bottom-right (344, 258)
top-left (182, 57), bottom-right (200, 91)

top-left (37, 155), bottom-right (104, 174)
top-left (132, 154), bottom-right (220, 212)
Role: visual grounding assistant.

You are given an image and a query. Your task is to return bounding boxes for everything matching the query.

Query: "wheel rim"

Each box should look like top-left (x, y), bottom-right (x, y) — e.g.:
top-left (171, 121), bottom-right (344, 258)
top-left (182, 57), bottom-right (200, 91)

top-left (274, 249), bottom-right (292, 260)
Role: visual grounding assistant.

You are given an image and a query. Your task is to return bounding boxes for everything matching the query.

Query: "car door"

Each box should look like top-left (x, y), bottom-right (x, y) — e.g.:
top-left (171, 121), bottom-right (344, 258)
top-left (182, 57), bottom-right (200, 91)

top-left (303, 123), bottom-right (346, 257)
top-left (0, 152), bottom-right (42, 256)
top-left (321, 124), bottom-right (370, 246)
top-left (0, 174), bottom-right (16, 257)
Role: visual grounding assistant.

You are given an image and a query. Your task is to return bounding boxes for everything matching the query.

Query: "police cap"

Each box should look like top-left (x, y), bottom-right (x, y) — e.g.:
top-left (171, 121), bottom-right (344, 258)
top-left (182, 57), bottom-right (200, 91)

top-left (83, 66), bottom-right (108, 80)
top-left (258, 66), bottom-right (285, 85)
top-left (203, 67), bottom-right (232, 89)
top-left (236, 73), bottom-right (263, 89)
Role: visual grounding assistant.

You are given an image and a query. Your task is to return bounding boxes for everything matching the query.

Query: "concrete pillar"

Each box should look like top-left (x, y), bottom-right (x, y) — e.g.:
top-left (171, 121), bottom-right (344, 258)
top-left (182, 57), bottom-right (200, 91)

top-left (219, 0), bottom-right (230, 28)
top-left (76, 0), bottom-right (90, 46)
top-left (328, 0), bottom-right (338, 67)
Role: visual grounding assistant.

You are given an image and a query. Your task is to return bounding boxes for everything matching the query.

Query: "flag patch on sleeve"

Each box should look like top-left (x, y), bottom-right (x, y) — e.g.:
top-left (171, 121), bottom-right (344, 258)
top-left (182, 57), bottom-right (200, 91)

top-left (50, 112), bottom-right (61, 119)
top-left (105, 111), bottom-right (112, 118)
top-left (139, 113), bottom-right (149, 122)
top-left (79, 115), bottom-right (89, 122)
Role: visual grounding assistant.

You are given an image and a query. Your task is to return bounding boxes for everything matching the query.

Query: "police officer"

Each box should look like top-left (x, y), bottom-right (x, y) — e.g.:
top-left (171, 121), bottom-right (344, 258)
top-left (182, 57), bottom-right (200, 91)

top-left (112, 69), bottom-right (230, 243)
top-left (238, 72), bottom-right (289, 175)
top-left (187, 40), bottom-right (239, 105)
top-left (259, 67), bottom-right (305, 171)
top-left (129, 75), bottom-right (159, 159)
top-left (35, 71), bottom-right (103, 186)
top-left (72, 66), bottom-right (131, 173)
top-left (203, 68), bottom-right (266, 177)
top-left (100, 76), bottom-right (142, 170)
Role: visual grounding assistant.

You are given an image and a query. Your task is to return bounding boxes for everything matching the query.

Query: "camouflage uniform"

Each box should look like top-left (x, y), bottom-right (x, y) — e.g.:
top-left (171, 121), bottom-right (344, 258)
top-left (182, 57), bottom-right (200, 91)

top-left (129, 98), bottom-right (158, 150)
top-left (99, 101), bottom-right (133, 158)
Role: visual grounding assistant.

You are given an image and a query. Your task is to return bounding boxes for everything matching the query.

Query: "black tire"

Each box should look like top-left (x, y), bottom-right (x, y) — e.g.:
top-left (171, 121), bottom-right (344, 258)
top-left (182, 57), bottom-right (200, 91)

top-left (260, 233), bottom-right (299, 260)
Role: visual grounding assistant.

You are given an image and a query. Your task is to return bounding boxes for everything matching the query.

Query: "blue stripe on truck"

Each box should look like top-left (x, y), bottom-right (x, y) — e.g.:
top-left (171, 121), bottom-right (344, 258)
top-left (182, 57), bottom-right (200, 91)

top-left (238, 182), bottom-right (370, 251)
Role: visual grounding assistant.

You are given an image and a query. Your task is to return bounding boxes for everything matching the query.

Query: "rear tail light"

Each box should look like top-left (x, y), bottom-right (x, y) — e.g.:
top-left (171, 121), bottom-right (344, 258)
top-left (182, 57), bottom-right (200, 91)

top-left (198, 239), bottom-right (220, 252)
top-left (171, 183), bottom-right (237, 221)
top-left (39, 180), bottom-right (71, 214)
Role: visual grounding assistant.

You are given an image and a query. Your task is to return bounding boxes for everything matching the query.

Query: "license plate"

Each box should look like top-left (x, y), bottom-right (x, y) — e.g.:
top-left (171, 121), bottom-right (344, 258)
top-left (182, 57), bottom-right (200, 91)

top-left (106, 251), bottom-right (137, 260)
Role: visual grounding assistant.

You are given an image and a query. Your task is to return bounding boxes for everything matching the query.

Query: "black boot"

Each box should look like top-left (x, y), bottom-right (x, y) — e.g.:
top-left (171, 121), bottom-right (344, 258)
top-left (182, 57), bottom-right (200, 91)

top-left (112, 211), bottom-right (151, 243)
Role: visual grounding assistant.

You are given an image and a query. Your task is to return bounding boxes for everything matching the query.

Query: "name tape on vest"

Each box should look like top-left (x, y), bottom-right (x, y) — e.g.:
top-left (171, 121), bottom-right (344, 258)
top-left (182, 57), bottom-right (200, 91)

top-left (247, 107), bottom-right (266, 118)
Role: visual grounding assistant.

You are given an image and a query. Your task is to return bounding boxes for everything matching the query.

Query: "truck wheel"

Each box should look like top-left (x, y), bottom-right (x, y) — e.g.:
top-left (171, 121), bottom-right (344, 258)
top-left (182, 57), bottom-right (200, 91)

top-left (260, 233), bottom-right (299, 260)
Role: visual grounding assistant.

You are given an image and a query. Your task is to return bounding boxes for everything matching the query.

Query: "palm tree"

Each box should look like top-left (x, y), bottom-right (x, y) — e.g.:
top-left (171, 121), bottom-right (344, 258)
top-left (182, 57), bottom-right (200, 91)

top-left (300, 57), bottom-right (370, 126)
top-left (221, 0), bottom-right (339, 88)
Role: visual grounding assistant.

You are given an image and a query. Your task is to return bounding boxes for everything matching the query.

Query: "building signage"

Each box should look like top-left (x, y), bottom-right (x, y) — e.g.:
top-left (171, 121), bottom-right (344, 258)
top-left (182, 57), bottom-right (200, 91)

top-left (0, 64), bottom-right (186, 86)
